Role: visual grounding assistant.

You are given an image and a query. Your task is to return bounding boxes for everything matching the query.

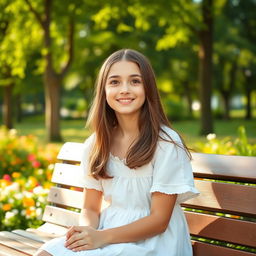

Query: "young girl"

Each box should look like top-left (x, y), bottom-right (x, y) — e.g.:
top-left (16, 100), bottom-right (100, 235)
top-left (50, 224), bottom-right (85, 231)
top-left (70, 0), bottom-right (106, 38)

top-left (35, 49), bottom-right (199, 256)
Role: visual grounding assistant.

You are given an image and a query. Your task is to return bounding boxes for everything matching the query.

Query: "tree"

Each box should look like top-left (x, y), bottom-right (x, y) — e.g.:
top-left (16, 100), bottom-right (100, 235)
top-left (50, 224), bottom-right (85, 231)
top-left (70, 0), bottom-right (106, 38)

top-left (0, 0), bottom-right (37, 129)
top-left (23, 0), bottom-right (78, 141)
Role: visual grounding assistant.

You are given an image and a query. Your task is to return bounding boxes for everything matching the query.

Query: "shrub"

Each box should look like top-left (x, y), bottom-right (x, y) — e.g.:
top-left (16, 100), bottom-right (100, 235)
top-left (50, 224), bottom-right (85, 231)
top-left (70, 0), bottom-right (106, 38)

top-left (194, 126), bottom-right (256, 156)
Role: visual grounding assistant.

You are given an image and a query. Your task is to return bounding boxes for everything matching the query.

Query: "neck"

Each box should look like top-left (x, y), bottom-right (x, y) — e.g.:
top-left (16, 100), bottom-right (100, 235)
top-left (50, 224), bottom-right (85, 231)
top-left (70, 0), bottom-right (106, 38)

top-left (115, 113), bottom-right (140, 138)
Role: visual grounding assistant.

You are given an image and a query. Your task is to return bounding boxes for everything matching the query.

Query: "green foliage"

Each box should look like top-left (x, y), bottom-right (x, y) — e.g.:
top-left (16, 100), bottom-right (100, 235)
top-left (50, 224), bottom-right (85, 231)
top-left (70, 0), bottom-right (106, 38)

top-left (194, 126), bottom-right (256, 156)
top-left (162, 95), bottom-right (187, 121)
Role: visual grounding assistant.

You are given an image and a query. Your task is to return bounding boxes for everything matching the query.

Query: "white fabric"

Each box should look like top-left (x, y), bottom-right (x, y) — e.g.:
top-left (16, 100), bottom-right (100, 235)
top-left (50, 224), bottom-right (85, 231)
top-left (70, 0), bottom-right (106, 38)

top-left (39, 126), bottom-right (199, 256)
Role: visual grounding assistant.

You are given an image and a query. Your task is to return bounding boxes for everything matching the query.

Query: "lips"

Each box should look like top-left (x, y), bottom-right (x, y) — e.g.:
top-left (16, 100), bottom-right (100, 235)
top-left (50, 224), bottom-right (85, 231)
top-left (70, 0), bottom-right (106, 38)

top-left (116, 98), bottom-right (135, 104)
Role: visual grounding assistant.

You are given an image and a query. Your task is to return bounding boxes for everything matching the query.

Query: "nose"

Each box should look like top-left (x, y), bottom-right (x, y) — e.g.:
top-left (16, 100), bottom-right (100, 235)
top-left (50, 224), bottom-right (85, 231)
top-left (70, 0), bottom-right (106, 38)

top-left (120, 81), bottom-right (130, 94)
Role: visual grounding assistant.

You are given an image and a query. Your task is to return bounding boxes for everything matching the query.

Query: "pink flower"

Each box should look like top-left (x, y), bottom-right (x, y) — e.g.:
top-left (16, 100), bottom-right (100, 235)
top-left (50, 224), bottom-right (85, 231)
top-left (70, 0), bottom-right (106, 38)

top-left (27, 154), bottom-right (36, 162)
top-left (3, 174), bottom-right (12, 181)
top-left (32, 160), bottom-right (41, 168)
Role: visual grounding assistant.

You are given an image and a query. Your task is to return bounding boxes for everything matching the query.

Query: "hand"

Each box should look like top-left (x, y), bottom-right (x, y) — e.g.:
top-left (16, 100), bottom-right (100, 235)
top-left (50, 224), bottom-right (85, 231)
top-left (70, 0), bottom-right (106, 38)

top-left (65, 226), bottom-right (106, 252)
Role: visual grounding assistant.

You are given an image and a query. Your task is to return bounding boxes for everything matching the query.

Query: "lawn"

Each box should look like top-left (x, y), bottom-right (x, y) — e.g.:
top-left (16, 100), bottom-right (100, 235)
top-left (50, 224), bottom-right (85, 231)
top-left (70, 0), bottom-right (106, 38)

top-left (14, 115), bottom-right (256, 148)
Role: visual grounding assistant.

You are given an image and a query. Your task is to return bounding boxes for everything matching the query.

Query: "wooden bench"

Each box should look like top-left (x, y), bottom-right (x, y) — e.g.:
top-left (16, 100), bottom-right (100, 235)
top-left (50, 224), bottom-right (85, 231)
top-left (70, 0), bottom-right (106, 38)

top-left (0, 142), bottom-right (255, 256)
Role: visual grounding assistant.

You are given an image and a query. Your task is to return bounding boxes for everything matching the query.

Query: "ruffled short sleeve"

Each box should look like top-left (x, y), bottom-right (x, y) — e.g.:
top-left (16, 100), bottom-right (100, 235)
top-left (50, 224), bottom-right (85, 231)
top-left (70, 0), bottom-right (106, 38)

top-left (80, 134), bottom-right (103, 192)
top-left (150, 128), bottom-right (199, 204)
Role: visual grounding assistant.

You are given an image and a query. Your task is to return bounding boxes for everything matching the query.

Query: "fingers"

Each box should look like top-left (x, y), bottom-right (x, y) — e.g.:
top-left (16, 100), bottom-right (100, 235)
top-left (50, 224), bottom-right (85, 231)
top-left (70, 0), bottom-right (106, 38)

top-left (66, 235), bottom-right (87, 250)
top-left (69, 244), bottom-right (92, 252)
top-left (65, 232), bottom-right (85, 248)
top-left (66, 226), bottom-right (83, 240)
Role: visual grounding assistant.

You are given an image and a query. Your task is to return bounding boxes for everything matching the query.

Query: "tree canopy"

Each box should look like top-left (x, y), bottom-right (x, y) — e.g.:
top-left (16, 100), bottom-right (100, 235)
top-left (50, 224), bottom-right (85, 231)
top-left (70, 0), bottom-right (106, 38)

top-left (0, 0), bottom-right (255, 140)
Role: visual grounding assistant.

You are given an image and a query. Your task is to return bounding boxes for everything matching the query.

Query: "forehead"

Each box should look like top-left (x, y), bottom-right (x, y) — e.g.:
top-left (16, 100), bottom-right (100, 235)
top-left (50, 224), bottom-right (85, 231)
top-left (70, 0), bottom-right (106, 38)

top-left (107, 61), bottom-right (141, 77)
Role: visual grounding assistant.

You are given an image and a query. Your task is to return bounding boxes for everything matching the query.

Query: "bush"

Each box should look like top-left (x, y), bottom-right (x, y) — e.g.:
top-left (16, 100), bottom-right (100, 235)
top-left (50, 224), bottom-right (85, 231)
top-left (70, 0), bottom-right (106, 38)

top-left (162, 98), bottom-right (187, 121)
top-left (0, 126), bottom-right (60, 230)
top-left (194, 126), bottom-right (256, 156)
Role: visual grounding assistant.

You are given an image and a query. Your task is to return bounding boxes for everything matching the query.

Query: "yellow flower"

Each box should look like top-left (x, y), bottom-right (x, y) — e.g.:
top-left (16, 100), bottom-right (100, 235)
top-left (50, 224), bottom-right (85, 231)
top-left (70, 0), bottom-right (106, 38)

top-left (0, 179), bottom-right (11, 188)
top-left (25, 208), bottom-right (33, 216)
top-left (3, 204), bottom-right (12, 211)
top-left (28, 177), bottom-right (38, 187)
top-left (12, 172), bottom-right (21, 178)
top-left (23, 197), bottom-right (35, 207)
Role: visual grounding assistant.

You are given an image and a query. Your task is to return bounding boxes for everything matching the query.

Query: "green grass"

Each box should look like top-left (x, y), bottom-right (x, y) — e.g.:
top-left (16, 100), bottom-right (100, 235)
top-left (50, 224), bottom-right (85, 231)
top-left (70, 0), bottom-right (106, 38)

top-left (173, 118), bottom-right (256, 146)
top-left (13, 115), bottom-right (256, 147)
top-left (14, 115), bottom-right (90, 145)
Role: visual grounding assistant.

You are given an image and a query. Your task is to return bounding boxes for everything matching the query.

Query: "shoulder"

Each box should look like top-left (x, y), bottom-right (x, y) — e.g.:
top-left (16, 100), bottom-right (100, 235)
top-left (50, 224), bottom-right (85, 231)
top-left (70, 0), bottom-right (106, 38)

top-left (82, 133), bottom-right (96, 152)
top-left (159, 125), bottom-right (182, 144)
top-left (154, 125), bottom-right (188, 162)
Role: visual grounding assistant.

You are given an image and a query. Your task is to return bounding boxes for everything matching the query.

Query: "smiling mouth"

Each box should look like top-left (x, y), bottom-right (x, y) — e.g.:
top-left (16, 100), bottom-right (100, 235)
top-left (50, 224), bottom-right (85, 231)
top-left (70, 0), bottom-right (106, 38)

top-left (116, 98), bottom-right (135, 103)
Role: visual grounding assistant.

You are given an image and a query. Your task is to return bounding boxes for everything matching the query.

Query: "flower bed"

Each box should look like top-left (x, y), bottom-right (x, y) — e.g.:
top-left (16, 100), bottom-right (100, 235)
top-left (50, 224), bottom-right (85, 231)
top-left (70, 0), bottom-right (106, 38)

top-left (0, 126), bottom-right (60, 230)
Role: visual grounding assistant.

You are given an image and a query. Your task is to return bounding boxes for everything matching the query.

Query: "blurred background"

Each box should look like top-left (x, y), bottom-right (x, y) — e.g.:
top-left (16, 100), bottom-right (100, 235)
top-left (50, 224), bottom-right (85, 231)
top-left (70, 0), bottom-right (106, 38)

top-left (0, 0), bottom-right (255, 144)
top-left (0, 0), bottom-right (256, 232)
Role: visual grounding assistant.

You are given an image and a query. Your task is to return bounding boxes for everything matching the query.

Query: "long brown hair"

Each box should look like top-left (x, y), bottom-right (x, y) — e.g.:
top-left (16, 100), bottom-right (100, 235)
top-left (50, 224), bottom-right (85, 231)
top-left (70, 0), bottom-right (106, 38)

top-left (87, 49), bottom-right (191, 179)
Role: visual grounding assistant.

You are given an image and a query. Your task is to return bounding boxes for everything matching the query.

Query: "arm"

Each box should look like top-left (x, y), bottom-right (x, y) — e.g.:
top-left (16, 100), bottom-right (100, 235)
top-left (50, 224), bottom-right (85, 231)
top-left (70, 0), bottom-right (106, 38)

top-left (65, 192), bottom-right (177, 251)
top-left (66, 187), bottom-right (102, 244)
top-left (78, 188), bottom-right (103, 228)
top-left (103, 192), bottom-right (177, 243)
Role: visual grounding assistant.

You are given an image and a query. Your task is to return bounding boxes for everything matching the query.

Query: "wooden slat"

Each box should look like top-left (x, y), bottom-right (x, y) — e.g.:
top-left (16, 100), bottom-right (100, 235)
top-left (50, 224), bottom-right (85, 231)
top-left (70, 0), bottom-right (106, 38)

top-left (0, 232), bottom-right (42, 249)
top-left (57, 142), bottom-right (84, 162)
top-left (47, 187), bottom-right (83, 208)
top-left (42, 205), bottom-right (80, 227)
top-left (35, 223), bottom-right (68, 235)
top-left (191, 153), bottom-right (256, 183)
top-left (182, 180), bottom-right (256, 217)
top-left (186, 212), bottom-right (256, 248)
top-left (0, 235), bottom-right (37, 255)
top-left (51, 163), bottom-right (84, 187)
top-left (192, 240), bottom-right (256, 256)
top-left (13, 230), bottom-right (52, 243)
top-left (0, 244), bottom-right (30, 256)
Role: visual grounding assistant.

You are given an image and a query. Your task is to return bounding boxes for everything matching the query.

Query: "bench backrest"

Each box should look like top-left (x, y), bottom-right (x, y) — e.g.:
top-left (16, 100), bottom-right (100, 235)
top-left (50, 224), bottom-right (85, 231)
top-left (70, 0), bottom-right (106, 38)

top-left (183, 153), bottom-right (256, 256)
top-left (42, 142), bottom-right (256, 256)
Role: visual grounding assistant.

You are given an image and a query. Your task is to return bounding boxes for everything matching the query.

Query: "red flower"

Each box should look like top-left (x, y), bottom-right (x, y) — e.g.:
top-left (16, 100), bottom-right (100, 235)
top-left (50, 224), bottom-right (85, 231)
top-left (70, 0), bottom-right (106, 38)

top-left (3, 174), bottom-right (12, 181)
top-left (27, 154), bottom-right (36, 162)
top-left (32, 160), bottom-right (41, 168)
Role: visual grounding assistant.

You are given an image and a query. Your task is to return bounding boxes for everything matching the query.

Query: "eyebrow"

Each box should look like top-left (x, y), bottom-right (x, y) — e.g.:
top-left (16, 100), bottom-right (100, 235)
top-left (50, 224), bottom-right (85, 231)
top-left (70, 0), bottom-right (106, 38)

top-left (108, 74), bottom-right (142, 79)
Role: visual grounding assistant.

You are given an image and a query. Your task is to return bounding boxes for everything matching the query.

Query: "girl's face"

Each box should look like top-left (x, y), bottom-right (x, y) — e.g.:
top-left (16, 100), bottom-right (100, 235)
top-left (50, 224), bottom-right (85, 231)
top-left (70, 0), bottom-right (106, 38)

top-left (105, 61), bottom-right (145, 118)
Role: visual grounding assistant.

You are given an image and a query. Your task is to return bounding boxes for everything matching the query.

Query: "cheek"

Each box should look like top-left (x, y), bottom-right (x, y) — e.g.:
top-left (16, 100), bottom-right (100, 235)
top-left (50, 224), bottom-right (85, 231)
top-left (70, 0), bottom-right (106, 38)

top-left (105, 88), bottom-right (115, 105)
top-left (137, 87), bottom-right (146, 103)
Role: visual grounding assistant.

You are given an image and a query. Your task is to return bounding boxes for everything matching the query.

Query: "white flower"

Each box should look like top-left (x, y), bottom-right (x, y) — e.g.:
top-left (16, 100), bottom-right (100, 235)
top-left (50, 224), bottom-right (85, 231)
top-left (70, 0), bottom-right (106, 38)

top-left (14, 192), bottom-right (23, 200)
top-left (5, 211), bottom-right (15, 219)
top-left (5, 182), bottom-right (20, 193)
top-left (23, 191), bottom-right (33, 198)
top-left (12, 209), bottom-right (19, 215)
top-left (206, 133), bottom-right (216, 141)
top-left (9, 129), bottom-right (17, 137)
top-left (36, 208), bottom-right (43, 218)
top-left (33, 186), bottom-right (44, 195)
top-left (38, 196), bottom-right (46, 203)
top-left (8, 198), bottom-right (14, 204)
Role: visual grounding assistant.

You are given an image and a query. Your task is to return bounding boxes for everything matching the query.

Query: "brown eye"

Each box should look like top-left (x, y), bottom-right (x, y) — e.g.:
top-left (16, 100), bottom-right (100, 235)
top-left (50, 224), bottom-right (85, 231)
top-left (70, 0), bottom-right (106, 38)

top-left (110, 80), bottom-right (119, 86)
top-left (131, 79), bottom-right (141, 85)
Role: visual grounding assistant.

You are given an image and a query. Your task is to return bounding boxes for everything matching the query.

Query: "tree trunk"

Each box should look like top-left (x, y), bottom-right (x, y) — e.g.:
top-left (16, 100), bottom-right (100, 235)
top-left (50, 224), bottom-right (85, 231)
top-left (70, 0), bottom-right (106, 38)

top-left (3, 84), bottom-right (14, 129)
top-left (44, 70), bottom-right (62, 141)
top-left (245, 87), bottom-right (252, 120)
top-left (221, 90), bottom-right (230, 120)
top-left (184, 81), bottom-right (193, 117)
top-left (198, 0), bottom-right (214, 135)
top-left (16, 93), bottom-right (23, 123)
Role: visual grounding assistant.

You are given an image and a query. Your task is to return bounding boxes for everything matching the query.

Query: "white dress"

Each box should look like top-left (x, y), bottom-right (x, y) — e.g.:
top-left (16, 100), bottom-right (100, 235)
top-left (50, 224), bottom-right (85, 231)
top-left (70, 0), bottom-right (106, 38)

top-left (39, 127), bottom-right (199, 256)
